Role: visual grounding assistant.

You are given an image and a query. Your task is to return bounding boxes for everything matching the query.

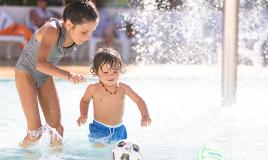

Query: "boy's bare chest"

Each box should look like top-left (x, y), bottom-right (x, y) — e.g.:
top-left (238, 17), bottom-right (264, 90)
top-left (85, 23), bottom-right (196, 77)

top-left (93, 92), bottom-right (125, 106)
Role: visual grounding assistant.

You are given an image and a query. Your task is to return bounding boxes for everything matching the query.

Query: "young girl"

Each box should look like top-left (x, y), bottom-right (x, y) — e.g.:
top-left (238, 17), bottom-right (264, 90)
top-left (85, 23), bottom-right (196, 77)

top-left (77, 47), bottom-right (151, 145)
top-left (15, 0), bottom-right (99, 148)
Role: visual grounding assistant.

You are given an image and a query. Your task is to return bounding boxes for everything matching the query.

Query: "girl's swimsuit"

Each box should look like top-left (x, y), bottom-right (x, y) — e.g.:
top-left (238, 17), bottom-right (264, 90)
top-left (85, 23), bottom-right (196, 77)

top-left (16, 18), bottom-right (78, 88)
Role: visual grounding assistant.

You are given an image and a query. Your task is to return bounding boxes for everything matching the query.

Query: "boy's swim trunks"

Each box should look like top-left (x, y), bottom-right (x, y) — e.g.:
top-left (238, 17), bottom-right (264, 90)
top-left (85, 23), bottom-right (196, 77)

top-left (88, 120), bottom-right (127, 144)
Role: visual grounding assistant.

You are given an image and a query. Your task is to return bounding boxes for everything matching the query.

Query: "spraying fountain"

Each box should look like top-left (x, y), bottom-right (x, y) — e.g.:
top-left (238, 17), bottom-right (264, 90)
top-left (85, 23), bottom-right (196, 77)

top-left (121, 0), bottom-right (268, 106)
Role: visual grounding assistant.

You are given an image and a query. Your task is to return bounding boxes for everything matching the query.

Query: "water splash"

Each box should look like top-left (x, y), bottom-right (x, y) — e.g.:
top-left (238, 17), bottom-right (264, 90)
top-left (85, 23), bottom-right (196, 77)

top-left (42, 124), bottom-right (63, 142)
top-left (121, 0), bottom-right (268, 65)
top-left (238, 0), bottom-right (268, 66)
top-left (121, 0), bottom-right (223, 64)
top-left (25, 124), bottom-right (63, 143)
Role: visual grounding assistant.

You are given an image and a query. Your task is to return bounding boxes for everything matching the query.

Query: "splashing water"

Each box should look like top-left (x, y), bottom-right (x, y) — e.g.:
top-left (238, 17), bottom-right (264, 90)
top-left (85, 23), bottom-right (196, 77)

top-left (122, 0), bottom-right (223, 64)
top-left (238, 0), bottom-right (268, 65)
top-left (43, 124), bottom-right (63, 142)
top-left (121, 0), bottom-right (268, 65)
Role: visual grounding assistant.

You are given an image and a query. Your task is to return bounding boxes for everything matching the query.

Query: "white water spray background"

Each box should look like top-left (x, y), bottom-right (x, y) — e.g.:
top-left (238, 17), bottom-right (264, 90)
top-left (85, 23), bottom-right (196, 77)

top-left (121, 0), bottom-right (268, 65)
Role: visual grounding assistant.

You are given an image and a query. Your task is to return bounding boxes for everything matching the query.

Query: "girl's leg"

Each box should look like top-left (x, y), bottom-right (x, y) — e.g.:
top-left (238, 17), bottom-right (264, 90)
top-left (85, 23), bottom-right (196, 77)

top-left (37, 77), bottom-right (63, 145)
top-left (15, 69), bottom-right (42, 147)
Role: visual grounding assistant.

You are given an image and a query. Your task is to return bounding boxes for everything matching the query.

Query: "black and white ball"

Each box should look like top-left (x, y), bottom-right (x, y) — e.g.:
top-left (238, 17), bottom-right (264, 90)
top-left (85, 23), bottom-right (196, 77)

top-left (112, 140), bottom-right (142, 160)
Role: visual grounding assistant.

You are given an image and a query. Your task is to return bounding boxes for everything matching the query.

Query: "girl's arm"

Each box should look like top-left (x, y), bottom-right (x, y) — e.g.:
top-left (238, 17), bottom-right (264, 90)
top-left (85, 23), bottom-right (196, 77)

top-left (77, 84), bottom-right (94, 126)
top-left (36, 23), bottom-right (86, 83)
top-left (121, 83), bottom-right (151, 126)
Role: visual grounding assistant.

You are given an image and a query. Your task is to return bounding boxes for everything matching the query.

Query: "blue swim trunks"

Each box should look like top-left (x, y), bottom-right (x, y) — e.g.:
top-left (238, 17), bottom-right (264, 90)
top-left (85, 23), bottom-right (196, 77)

top-left (88, 120), bottom-right (127, 144)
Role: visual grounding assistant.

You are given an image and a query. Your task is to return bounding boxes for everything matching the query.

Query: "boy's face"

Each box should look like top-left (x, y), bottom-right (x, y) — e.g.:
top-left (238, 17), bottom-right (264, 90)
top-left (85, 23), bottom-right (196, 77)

top-left (68, 20), bottom-right (98, 45)
top-left (98, 63), bottom-right (120, 86)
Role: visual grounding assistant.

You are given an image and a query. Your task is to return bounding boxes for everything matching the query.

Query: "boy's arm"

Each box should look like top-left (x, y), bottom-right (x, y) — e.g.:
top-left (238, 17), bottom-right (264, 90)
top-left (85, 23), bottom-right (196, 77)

top-left (77, 84), bottom-right (94, 126)
top-left (121, 83), bottom-right (151, 126)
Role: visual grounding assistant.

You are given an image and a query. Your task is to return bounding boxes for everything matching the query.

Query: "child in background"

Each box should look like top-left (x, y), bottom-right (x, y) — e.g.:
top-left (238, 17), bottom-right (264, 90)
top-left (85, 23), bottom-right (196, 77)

top-left (77, 47), bottom-right (151, 145)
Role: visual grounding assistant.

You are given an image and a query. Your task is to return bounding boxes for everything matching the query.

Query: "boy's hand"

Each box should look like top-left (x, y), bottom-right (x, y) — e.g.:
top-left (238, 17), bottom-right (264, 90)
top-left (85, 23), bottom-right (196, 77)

top-left (68, 73), bottom-right (87, 84)
top-left (77, 115), bottom-right (88, 126)
top-left (141, 116), bottom-right (151, 127)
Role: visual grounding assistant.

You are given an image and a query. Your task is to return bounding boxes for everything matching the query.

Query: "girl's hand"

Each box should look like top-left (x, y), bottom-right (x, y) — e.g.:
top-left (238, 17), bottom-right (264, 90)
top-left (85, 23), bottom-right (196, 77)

top-left (141, 116), bottom-right (151, 127)
top-left (77, 115), bottom-right (88, 126)
top-left (67, 73), bottom-right (87, 84)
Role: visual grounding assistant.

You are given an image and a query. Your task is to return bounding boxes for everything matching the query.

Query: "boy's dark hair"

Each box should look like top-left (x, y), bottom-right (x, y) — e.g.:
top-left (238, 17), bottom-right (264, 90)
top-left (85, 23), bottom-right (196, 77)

top-left (90, 48), bottom-right (126, 76)
top-left (63, 0), bottom-right (98, 25)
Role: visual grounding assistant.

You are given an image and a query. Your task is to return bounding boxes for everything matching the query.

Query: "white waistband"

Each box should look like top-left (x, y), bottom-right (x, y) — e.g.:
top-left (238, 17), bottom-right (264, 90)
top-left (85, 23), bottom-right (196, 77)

top-left (94, 119), bottom-right (123, 128)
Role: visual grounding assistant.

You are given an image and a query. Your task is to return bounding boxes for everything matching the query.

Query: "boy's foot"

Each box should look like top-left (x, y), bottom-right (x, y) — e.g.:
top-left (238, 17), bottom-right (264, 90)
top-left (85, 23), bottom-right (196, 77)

top-left (19, 134), bottom-right (41, 148)
top-left (93, 143), bottom-right (107, 147)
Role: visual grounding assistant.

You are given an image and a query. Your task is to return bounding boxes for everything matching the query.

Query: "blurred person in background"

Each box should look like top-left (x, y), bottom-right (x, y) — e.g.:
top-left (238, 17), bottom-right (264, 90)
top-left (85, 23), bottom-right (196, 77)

top-left (26, 0), bottom-right (61, 32)
top-left (96, 22), bottom-right (122, 56)
top-left (91, 0), bottom-right (111, 38)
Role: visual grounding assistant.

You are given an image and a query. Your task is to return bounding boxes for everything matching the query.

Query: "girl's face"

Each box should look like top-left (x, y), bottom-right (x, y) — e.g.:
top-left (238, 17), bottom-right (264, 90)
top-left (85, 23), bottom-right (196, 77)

top-left (98, 63), bottom-right (120, 86)
top-left (68, 20), bottom-right (98, 45)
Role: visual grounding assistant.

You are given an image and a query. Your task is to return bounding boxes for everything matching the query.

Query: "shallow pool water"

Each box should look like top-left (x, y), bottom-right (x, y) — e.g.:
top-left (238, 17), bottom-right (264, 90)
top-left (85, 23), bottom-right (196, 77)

top-left (1, 65), bottom-right (268, 160)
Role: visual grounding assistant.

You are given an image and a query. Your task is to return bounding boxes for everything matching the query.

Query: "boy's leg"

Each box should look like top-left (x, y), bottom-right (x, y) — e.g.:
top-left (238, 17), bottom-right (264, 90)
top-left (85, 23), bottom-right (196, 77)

top-left (15, 69), bottom-right (42, 148)
top-left (37, 77), bottom-right (63, 145)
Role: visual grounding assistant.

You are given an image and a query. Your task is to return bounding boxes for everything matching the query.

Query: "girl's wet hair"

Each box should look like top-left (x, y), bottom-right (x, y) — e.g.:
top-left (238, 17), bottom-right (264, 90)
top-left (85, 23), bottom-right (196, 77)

top-left (90, 48), bottom-right (126, 76)
top-left (63, 0), bottom-right (98, 25)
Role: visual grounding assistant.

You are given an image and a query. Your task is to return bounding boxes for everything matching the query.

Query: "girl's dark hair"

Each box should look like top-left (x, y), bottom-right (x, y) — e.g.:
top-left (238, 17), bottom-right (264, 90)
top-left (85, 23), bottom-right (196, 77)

top-left (63, 0), bottom-right (98, 25)
top-left (90, 48), bottom-right (126, 76)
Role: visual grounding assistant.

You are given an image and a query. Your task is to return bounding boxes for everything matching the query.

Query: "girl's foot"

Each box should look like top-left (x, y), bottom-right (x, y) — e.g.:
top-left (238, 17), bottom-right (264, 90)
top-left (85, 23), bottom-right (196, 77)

top-left (50, 141), bottom-right (63, 153)
top-left (19, 127), bottom-right (43, 148)
top-left (46, 124), bottom-right (63, 146)
top-left (19, 135), bottom-right (40, 148)
top-left (50, 140), bottom-right (62, 147)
